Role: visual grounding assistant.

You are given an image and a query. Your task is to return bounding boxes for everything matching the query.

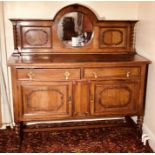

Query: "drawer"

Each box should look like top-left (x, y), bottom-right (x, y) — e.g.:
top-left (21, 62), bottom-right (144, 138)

top-left (17, 68), bottom-right (80, 80)
top-left (84, 67), bottom-right (140, 79)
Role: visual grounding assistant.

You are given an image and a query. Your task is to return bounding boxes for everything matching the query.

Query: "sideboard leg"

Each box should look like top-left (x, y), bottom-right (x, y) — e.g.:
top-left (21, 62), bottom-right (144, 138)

top-left (14, 123), bottom-right (22, 145)
top-left (137, 116), bottom-right (143, 137)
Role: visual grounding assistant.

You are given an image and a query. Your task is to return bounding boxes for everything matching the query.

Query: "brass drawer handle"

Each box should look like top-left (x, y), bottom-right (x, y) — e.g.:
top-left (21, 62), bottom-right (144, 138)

top-left (64, 71), bottom-right (70, 80)
top-left (27, 71), bottom-right (34, 80)
top-left (126, 71), bottom-right (131, 78)
top-left (92, 72), bottom-right (98, 78)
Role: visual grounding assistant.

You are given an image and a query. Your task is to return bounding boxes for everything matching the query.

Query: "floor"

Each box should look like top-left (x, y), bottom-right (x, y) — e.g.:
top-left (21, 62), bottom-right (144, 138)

top-left (0, 120), bottom-right (153, 153)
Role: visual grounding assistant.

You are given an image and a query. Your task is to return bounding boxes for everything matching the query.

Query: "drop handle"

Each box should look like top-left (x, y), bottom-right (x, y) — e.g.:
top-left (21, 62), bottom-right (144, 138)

top-left (92, 72), bottom-right (98, 79)
top-left (27, 71), bottom-right (34, 80)
top-left (126, 71), bottom-right (131, 78)
top-left (64, 71), bottom-right (70, 80)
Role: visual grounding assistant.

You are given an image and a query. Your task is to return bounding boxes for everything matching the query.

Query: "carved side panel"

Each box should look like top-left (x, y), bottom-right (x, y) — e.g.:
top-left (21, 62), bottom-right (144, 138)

top-left (11, 19), bottom-right (137, 54)
top-left (22, 26), bottom-right (52, 48)
top-left (19, 82), bottom-right (72, 121)
top-left (99, 27), bottom-right (127, 48)
top-left (91, 81), bottom-right (139, 115)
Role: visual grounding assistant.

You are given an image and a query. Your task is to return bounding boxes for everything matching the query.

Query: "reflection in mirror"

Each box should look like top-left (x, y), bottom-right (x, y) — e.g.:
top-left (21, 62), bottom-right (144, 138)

top-left (57, 12), bottom-right (93, 48)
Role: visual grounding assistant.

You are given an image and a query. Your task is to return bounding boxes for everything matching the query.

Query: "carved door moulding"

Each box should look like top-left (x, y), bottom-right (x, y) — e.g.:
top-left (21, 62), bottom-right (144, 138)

top-left (26, 88), bottom-right (64, 112)
top-left (97, 86), bottom-right (131, 108)
top-left (91, 80), bottom-right (139, 115)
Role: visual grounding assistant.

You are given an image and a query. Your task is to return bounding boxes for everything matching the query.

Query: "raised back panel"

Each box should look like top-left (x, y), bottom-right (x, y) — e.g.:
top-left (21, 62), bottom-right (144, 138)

top-left (98, 21), bottom-right (135, 53)
top-left (11, 20), bottom-right (53, 54)
top-left (10, 4), bottom-right (137, 55)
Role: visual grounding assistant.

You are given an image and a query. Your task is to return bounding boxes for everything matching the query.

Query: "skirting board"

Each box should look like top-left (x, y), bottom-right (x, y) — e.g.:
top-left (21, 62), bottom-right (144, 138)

top-left (143, 124), bottom-right (155, 152)
top-left (0, 122), bottom-right (14, 129)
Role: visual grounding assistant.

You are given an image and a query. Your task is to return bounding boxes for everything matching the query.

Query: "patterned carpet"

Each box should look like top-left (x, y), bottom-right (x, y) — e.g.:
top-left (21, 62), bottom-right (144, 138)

top-left (0, 120), bottom-right (152, 153)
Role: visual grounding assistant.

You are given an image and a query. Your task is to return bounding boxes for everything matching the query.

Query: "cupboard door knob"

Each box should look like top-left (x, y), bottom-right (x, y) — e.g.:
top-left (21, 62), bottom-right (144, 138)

top-left (90, 95), bottom-right (94, 102)
top-left (92, 72), bottom-right (98, 78)
top-left (64, 71), bottom-right (70, 80)
top-left (68, 96), bottom-right (72, 103)
top-left (126, 71), bottom-right (131, 78)
top-left (27, 71), bottom-right (34, 80)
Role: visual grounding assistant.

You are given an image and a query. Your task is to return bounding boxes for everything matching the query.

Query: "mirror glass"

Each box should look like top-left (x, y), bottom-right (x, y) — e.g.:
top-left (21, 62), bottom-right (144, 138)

top-left (57, 12), bottom-right (93, 48)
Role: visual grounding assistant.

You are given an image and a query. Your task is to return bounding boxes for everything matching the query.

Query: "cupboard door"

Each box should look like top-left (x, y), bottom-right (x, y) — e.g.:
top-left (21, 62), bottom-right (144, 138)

top-left (90, 80), bottom-right (139, 116)
top-left (18, 81), bottom-right (72, 121)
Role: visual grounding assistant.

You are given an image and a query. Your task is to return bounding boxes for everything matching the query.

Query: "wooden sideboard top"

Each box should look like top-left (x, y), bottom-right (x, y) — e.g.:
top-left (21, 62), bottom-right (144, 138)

top-left (8, 54), bottom-right (150, 67)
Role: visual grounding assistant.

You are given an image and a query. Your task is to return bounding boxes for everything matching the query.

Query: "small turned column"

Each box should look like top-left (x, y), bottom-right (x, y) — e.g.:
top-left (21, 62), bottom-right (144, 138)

top-left (14, 123), bottom-right (22, 145)
top-left (137, 116), bottom-right (144, 136)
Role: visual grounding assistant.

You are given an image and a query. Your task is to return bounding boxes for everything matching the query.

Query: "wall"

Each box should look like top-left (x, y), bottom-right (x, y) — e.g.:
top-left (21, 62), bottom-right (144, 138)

top-left (136, 2), bottom-right (155, 151)
top-left (0, 2), bottom-right (14, 128)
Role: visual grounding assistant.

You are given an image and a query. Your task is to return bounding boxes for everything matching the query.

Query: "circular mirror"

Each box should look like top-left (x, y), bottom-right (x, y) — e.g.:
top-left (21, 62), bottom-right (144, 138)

top-left (57, 12), bottom-right (93, 48)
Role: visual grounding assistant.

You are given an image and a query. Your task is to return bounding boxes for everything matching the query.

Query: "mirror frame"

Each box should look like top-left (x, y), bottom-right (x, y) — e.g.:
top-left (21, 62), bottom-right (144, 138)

top-left (53, 4), bottom-right (98, 49)
top-left (54, 4), bottom-right (98, 25)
